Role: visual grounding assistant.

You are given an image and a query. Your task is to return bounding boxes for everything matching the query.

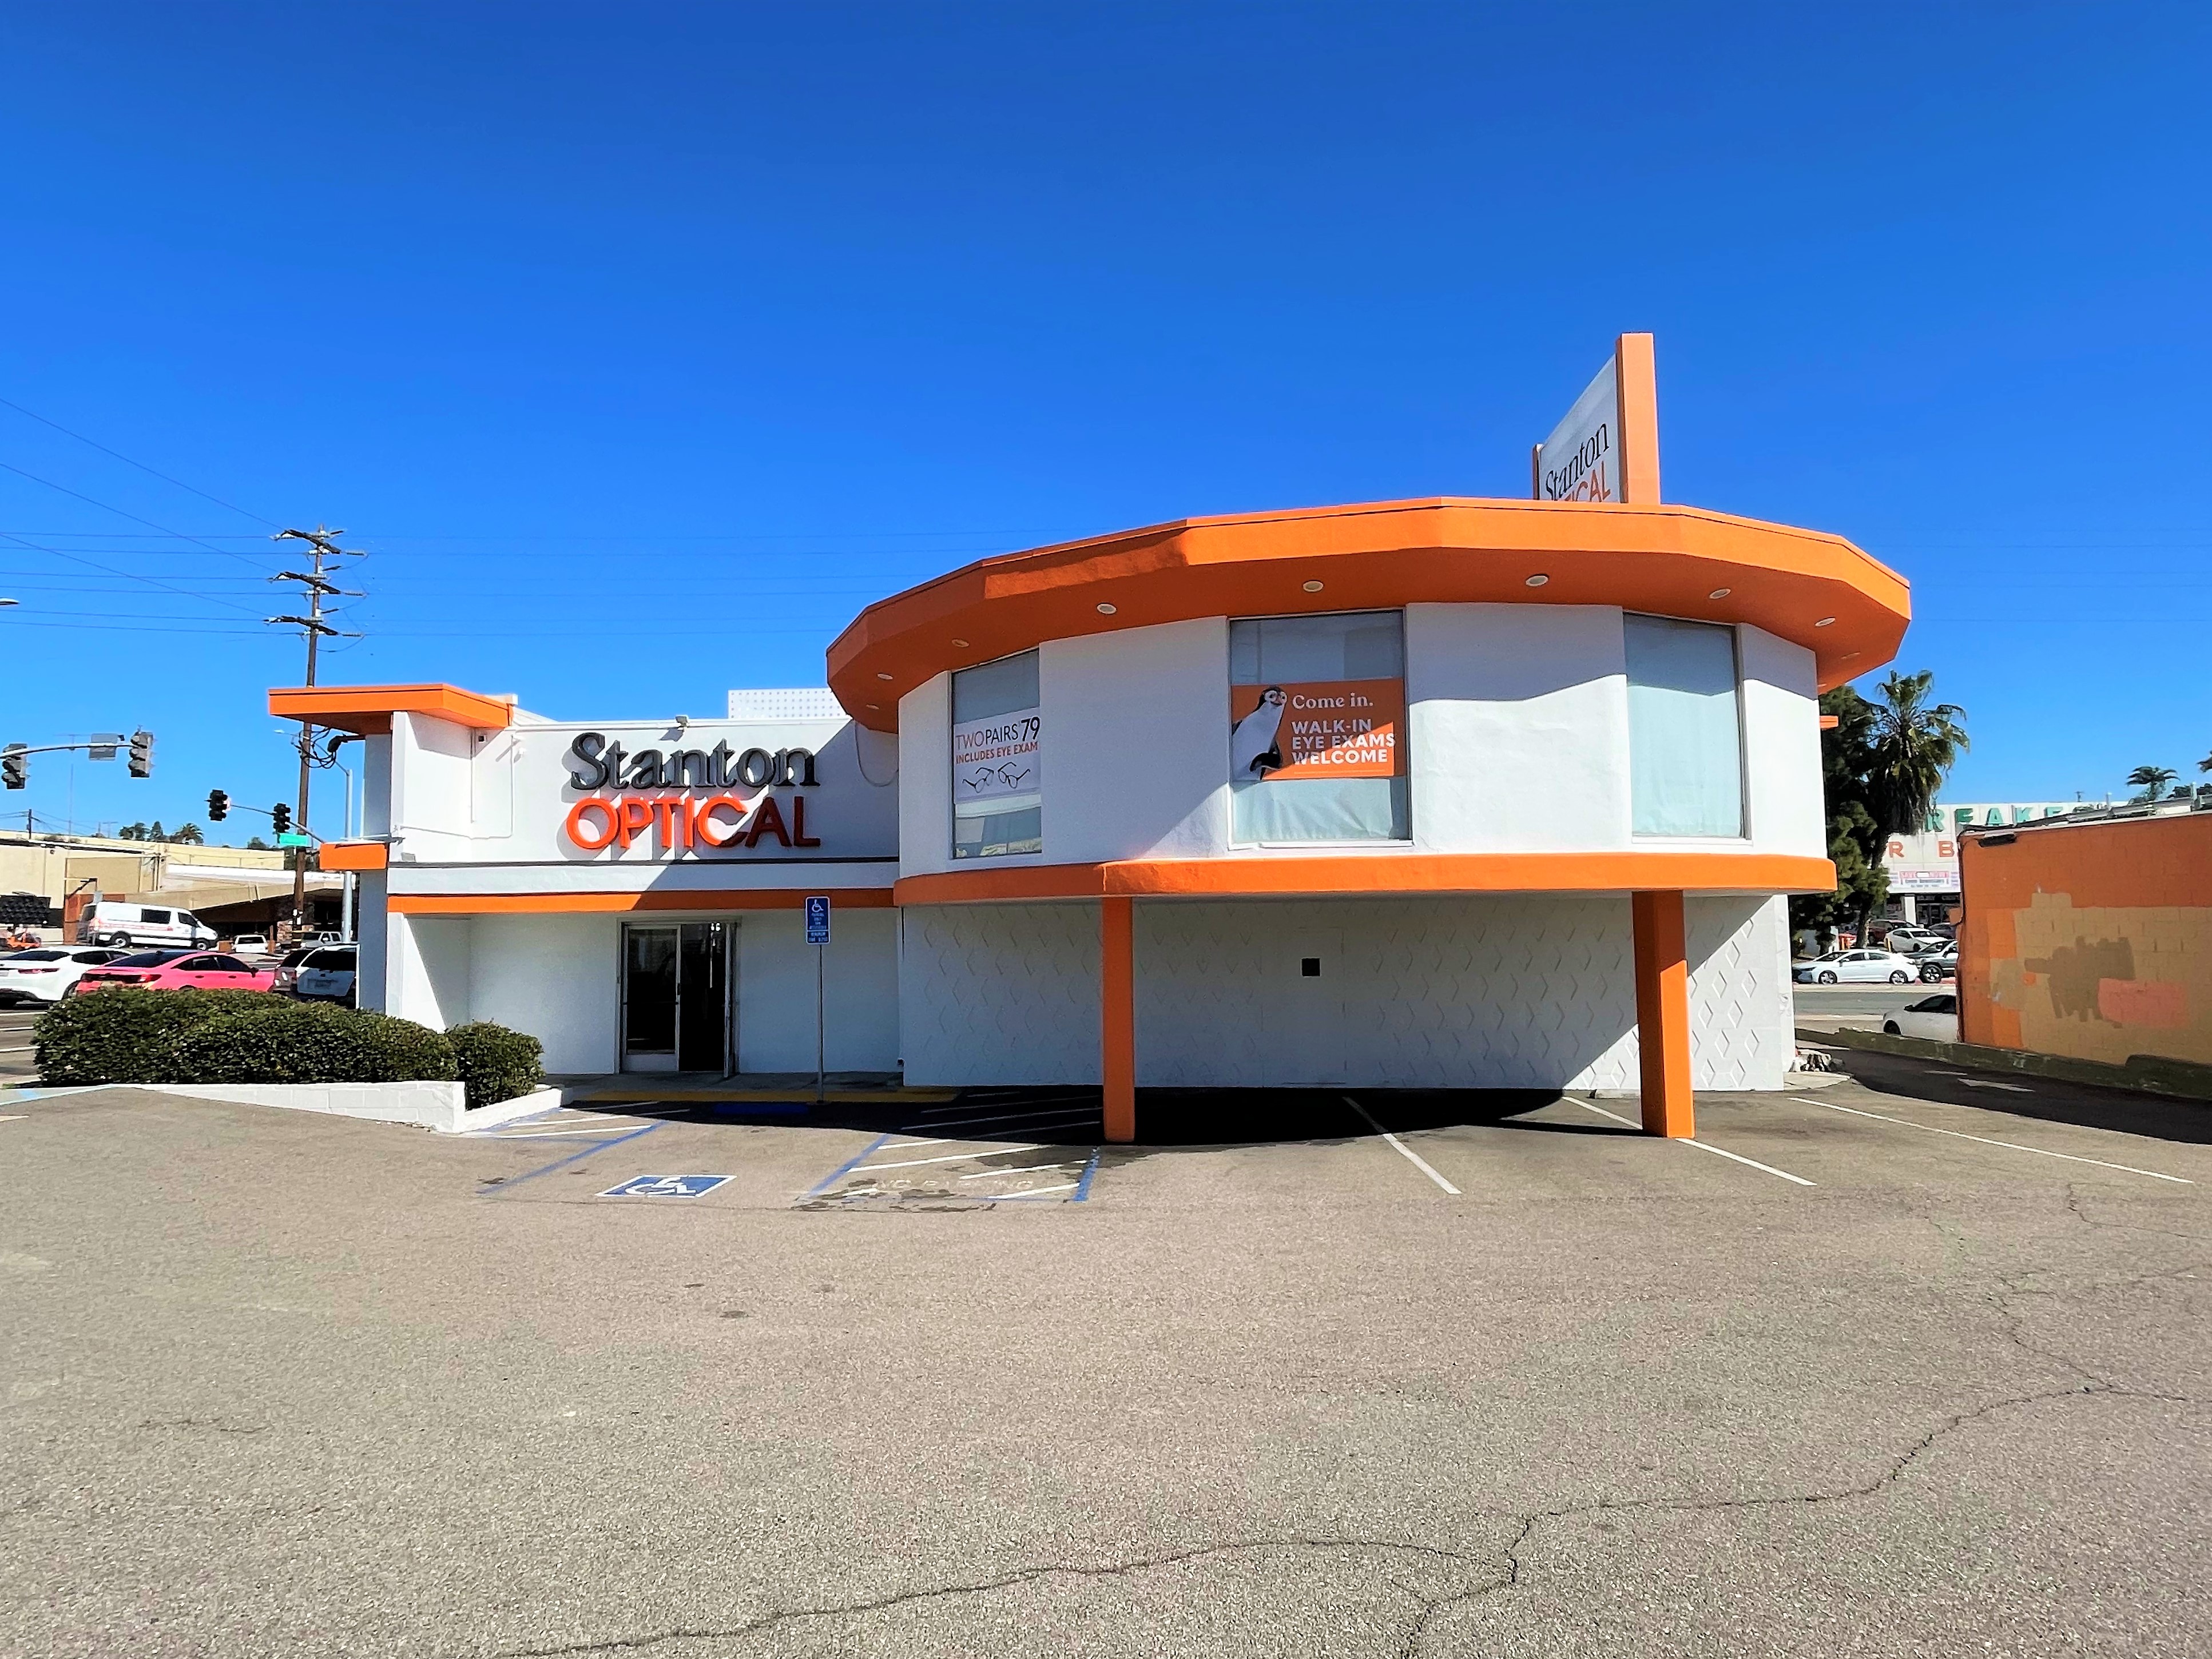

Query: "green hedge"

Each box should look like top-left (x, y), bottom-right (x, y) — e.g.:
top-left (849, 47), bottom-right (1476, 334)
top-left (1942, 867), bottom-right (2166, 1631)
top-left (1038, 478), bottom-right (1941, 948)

top-left (447, 1021), bottom-right (545, 1109)
top-left (35, 989), bottom-right (539, 1104)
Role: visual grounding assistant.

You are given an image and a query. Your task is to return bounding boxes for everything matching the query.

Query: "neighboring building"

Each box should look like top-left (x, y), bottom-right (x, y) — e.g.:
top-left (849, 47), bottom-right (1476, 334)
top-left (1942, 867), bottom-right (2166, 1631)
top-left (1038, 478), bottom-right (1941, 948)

top-left (1881, 802), bottom-right (2083, 924)
top-left (1959, 803), bottom-right (2212, 1069)
top-left (0, 829), bottom-right (341, 937)
top-left (281, 491), bottom-right (1909, 1143)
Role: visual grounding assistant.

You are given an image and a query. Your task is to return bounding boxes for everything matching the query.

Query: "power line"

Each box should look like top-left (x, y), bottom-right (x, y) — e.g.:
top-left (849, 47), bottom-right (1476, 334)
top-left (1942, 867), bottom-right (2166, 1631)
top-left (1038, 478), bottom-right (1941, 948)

top-left (0, 395), bottom-right (281, 528)
top-left (0, 530), bottom-right (265, 617)
top-left (0, 459), bottom-right (281, 576)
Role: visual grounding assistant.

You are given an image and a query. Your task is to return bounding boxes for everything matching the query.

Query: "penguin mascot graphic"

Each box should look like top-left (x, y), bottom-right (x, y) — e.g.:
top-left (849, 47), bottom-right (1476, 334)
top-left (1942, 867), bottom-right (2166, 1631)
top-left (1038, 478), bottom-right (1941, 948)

top-left (1230, 686), bottom-right (1288, 777)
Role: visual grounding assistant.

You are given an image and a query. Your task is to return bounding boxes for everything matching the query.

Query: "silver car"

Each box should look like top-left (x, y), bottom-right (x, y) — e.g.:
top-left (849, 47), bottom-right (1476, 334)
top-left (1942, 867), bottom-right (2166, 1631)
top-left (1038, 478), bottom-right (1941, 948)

top-left (292, 945), bottom-right (358, 1008)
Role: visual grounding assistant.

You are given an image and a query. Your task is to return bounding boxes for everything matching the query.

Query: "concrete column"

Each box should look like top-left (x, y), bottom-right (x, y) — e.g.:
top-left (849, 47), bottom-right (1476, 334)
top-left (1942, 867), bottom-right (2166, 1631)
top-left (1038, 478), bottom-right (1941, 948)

top-left (1101, 896), bottom-right (1135, 1144)
top-left (1631, 890), bottom-right (1695, 1138)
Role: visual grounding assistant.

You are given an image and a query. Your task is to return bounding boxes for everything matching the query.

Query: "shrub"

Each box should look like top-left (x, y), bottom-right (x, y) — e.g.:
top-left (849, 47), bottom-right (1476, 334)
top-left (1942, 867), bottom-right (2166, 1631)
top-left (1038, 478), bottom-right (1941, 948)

top-left (35, 988), bottom-right (459, 1088)
top-left (169, 1002), bottom-right (455, 1086)
top-left (446, 1021), bottom-right (545, 1109)
top-left (35, 988), bottom-right (267, 1084)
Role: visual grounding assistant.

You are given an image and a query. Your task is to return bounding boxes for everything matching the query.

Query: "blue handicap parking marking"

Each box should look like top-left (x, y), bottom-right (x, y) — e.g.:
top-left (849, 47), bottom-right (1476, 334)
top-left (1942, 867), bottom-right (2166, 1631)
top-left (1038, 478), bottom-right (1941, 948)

top-left (598, 1174), bottom-right (732, 1199)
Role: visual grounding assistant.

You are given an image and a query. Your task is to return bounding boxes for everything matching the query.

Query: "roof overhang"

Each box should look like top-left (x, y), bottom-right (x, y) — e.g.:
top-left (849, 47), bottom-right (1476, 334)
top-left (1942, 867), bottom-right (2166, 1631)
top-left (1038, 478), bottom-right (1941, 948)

top-left (267, 683), bottom-right (515, 735)
top-left (827, 497), bottom-right (1909, 731)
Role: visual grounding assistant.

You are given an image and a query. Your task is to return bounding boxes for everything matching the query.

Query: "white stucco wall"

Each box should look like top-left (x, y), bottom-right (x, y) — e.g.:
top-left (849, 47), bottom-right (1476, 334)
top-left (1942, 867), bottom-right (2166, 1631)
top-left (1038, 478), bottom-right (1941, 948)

top-left (897, 672), bottom-right (955, 878)
top-left (1041, 618), bottom-right (1230, 864)
top-left (389, 713), bottom-right (478, 860)
top-left (1405, 603), bottom-right (1633, 853)
top-left (388, 912), bottom-right (473, 1030)
top-left (737, 908), bottom-right (900, 1074)
top-left (467, 913), bottom-right (619, 1075)
top-left (1738, 626), bottom-right (1826, 857)
top-left (900, 902), bottom-right (1102, 1084)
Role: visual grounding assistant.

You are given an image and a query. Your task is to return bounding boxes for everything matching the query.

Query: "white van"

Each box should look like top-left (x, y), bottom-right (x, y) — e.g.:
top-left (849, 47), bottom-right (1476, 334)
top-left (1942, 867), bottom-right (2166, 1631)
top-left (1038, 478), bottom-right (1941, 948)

top-left (76, 901), bottom-right (217, 950)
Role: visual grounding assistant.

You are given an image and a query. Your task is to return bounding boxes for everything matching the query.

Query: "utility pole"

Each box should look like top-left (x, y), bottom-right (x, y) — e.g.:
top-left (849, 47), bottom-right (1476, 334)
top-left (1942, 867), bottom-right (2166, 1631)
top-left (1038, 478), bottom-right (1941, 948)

top-left (269, 526), bottom-right (363, 935)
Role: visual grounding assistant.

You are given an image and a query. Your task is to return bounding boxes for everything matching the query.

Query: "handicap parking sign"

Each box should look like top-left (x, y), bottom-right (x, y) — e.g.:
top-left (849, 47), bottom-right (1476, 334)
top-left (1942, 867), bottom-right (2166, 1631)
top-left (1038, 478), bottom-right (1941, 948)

top-left (805, 894), bottom-right (831, 945)
top-left (598, 1175), bottom-right (732, 1199)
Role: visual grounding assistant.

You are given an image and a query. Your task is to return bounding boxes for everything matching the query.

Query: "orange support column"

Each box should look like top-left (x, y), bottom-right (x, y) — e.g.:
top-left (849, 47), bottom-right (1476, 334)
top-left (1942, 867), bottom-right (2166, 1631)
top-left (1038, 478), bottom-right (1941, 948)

top-left (1630, 890), bottom-right (1695, 1138)
top-left (1101, 896), bottom-right (1136, 1144)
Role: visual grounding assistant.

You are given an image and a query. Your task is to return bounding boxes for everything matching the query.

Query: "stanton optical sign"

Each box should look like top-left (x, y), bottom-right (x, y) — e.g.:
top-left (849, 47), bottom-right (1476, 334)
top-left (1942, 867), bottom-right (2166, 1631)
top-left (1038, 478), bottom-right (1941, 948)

top-left (560, 730), bottom-right (824, 855)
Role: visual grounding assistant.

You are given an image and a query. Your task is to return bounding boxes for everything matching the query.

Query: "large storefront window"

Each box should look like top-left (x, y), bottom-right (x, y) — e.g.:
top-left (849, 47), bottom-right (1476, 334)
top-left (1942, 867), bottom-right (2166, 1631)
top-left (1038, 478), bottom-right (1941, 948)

top-left (1625, 614), bottom-right (1745, 838)
top-left (1228, 611), bottom-right (1407, 844)
top-left (951, 649), bottom-right (1043, 859)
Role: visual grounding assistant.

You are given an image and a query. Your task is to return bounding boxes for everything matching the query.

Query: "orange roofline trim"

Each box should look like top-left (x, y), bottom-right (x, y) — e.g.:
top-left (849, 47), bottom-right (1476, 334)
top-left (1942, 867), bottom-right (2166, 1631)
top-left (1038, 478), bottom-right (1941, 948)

top-left (825, 496), bottom-right (1909, 732)
top-left (268, 683), bottom-right (515, 735)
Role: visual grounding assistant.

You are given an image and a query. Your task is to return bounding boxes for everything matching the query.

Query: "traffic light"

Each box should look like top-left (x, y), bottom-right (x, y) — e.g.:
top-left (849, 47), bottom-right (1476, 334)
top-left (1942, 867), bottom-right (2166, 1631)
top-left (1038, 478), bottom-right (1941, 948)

top-left (1, 745), bottom-right (23, 790)
top-left (127, 729), bottom-right (153, 778)
top-left (207, 790), bottom-right (229, 822)
top-left (271, 802), bottom-right (291, 836)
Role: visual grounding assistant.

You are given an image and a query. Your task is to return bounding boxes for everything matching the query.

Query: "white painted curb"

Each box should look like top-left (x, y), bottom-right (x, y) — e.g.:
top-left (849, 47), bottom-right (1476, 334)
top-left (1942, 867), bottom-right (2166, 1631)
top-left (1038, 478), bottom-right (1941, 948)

top-left (107, 1080), bottom-right (565, 1135)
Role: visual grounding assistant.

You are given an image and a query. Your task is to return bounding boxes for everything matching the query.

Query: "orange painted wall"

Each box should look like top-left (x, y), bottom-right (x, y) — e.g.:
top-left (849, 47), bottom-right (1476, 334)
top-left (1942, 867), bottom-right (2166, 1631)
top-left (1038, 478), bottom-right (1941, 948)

top-left (1959, 813), bottom-right (2212, 1067)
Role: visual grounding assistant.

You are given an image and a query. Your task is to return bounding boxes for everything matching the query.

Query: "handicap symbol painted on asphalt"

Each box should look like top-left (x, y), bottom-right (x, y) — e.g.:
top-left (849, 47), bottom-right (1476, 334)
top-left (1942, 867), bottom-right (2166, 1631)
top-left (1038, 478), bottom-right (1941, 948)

top-left (598, 1175), bottom-right (732, 1199)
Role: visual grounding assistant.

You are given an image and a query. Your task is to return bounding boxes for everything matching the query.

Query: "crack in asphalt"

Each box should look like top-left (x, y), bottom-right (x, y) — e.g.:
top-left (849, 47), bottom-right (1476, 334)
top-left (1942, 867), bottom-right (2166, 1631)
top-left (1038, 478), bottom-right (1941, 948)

top-left (499, 1383), bottom-right (2193, 1659)
top-left (495, 1535), bottom-right (1489, 1657)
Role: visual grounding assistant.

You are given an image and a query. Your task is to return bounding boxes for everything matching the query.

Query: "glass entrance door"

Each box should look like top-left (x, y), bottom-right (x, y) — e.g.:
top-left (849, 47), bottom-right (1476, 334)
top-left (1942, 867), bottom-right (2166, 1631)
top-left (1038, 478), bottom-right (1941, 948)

top-left (622, 922), bottom-right (730, 1073)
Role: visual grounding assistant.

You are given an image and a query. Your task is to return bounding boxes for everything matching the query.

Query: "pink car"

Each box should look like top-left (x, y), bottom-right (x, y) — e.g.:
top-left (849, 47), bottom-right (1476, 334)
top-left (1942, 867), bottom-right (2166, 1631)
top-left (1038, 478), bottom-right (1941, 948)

top-left (71, 949), bottom-right (278, 995)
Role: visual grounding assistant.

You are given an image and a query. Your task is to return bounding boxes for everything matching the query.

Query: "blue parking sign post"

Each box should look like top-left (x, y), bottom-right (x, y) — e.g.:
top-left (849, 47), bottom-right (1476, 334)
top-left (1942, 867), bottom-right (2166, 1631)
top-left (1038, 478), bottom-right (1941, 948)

top-left (805, 896), bottom-right (829, 1095)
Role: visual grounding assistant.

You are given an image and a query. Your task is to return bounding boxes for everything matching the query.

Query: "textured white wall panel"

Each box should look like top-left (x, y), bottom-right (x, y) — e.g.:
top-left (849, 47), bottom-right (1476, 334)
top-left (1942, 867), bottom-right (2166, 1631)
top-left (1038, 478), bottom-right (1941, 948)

top-left (1405, 603), bottom-right (1633, 853)
top-left (1685, 893), bottom-right (1796, 1090)
top-left (389, 913), bottom-right (472, 1029)
top-left (1738, 626), bottom-right (1826, 858)
top-left (899, 902), bottom-right (1102, 1084)
top-left (1134, 896), bottom-right (1643, 1088)
top-left (468, 914), bottom-right (618, 1075)
top-left (1041, 618), bottom-right (1229, 864)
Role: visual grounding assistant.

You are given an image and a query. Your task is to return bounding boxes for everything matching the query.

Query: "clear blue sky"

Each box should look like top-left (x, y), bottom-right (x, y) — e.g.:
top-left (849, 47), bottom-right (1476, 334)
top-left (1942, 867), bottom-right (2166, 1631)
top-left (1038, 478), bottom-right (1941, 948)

top-left (2, 2), bottom-right (2206, 841)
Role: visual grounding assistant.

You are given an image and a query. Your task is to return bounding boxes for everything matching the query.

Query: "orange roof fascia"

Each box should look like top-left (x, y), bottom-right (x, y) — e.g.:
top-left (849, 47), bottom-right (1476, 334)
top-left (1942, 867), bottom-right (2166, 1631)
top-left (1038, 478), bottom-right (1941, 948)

top-left (825, 498), bottom-right (1909, 731)
top-left (316, 840), bottom-right (388, 872)
top-left (388, 888), bottom-right (895, 916)
top-left (893, 852), bottom-right (1836, 906)
top-left (267, 683), bottom-right (515, 736)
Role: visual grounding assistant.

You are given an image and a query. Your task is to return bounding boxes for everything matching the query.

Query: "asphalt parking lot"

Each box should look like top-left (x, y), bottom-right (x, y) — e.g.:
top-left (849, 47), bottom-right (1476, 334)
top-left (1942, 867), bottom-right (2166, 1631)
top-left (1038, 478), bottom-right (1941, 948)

top-left (3, 1055), bottom-right (2208, 1657)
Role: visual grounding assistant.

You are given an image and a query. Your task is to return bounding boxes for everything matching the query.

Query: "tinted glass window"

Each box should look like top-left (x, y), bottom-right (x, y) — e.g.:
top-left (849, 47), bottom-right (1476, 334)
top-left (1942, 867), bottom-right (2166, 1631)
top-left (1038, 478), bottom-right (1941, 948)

top-left (116, 950), bottom-right (189, 966)
top-left (206, 956), bottom-right (252, 973)
top-left (1228, 610), bottom-right (1407, 845)
top-left (140, 909), bottom-right (173, 924)
top-left (951, 650), bottom-right (1043, 861)
top-left (11, 949), bottom-right (65, 962)
top-left (1625, 614), bottom-right (1744, 838)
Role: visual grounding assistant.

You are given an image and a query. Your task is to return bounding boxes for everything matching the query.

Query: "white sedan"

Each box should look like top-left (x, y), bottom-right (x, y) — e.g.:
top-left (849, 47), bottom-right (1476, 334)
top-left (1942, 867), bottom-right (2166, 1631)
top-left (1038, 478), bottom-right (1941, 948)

top-left (0, 946), bottom-right (133, 1005)
top-left (1794, 948), bottom-right (1922, 985)
top-left (1884, 993), bottom-right (1959, 1041)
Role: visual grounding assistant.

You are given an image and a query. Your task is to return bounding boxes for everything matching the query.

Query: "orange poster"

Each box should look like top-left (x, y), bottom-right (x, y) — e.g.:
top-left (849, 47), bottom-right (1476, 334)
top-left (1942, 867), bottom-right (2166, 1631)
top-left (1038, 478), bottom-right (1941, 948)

top-left (1228, 679), bottom-right (1402, 780)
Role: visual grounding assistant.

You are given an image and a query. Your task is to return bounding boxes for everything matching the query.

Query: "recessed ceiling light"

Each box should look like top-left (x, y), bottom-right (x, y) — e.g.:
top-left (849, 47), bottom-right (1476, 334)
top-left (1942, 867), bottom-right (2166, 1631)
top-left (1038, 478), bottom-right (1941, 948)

top-left (1524, 574), bottom-right (1549, 587)
top-left (951, 638), bottom-right (968, 648)
top-left (1302, 580), bottom-right (1324, 592)
top-left (1097, 602), bottom-right (1117, 615)
top-left (1841, 653), bottom-right (1859, 661)
top-left (876, 671), bottom-right (895, 681)
top-left (1708, 587), bottom-right (1732, 599)
top-left (1814, 616), bottom-right (1836, 627)
top-left (865, 702), bottom-right (880, 711)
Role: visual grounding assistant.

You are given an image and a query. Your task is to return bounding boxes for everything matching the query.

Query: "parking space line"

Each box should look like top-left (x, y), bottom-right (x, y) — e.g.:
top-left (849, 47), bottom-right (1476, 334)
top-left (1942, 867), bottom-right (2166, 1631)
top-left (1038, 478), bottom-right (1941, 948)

top-left (851, 1145), bottom-right (1045, 1173)
top-left (993, 1182), bottom-right (1078, 1199)
top-left (899, 1109), bottom-right (1100, 1134)
top-left (957, 1161), bottom-right (1074, 1179)
top-left (801, 1133), bottom-right (892, 1197)
top-left (478, 1122), bottom-right (662, 1196)
top-left (1806, 1097), bottom-right (2194, 1183)
top-left (1574, 1100), bottom-right (1816, 1187)
top-left (1343, 1096), bottom-right (1460, 1195)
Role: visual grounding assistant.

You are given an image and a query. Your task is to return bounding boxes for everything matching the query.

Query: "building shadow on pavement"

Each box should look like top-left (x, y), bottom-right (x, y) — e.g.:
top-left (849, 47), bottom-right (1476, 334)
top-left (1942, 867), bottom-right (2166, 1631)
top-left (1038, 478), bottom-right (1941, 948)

top-left (1828, 1048), bottom-right (2212, 1146)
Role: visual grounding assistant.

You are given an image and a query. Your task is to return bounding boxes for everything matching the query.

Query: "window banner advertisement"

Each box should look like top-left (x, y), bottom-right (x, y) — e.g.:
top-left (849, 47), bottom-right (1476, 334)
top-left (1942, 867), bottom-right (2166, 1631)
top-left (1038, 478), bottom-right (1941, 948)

top-left (1228, 680), bottom-right (1401, 781)
top-left (952, 705), bottom-right (1042, 815)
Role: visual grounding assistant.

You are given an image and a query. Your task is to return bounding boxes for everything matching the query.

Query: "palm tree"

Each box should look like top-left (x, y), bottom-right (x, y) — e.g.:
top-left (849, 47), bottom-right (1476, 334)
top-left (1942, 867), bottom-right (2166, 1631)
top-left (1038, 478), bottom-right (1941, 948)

top-left (1865, 670), bottom-right (1969, 838)
top-left (2128, 765), bottom-right (2177, 802)
top-left (166, 822), bottom-right (204, 845)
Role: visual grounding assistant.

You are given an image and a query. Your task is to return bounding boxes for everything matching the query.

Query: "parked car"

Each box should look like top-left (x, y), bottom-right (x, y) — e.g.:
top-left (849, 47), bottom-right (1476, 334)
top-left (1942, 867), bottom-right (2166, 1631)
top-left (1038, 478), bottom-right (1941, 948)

top-left (269, 945), bottom-right (323, 996)
top-left (292, 945), bottom-right (358, 1008)
top-left (0, 946), bottom-right (132, 1005)
top-left (1919, 945), bottom-right (1959, 982)
top-left (1882, 927), bottom-right (1949, 956)
top-left (71, 950), bottom-right (277, 995)
top-left (229, 933), bottom-right (273, 958)
top-left (1794, 948), bottom-right (1921, 985)
top-left (74, 902), bottom-right (217, 950)
top-left (1884, 993), bottom-right (1959, 1041)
